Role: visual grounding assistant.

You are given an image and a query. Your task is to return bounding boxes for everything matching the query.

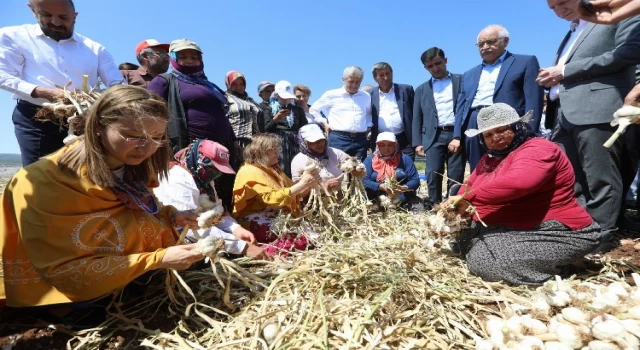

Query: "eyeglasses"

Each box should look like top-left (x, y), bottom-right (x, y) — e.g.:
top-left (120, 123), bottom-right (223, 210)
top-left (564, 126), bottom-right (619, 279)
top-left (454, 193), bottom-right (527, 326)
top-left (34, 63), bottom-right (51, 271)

top-left (476, 37), bottom-right (504, 48)
top-left (109, 126), bottom-right (169, 148)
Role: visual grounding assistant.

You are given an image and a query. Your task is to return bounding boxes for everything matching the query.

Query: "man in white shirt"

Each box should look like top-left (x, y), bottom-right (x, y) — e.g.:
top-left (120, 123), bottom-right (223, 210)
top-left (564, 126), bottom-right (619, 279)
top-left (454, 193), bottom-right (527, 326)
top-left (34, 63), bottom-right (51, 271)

top-left (412, 47), bottom-right (464, 205)
top-left (369, 62), bottom-right (415, 159)
top-left (309, 66), bottom-right (373, 160)
top-left (0, 0), bottom-right (122, 166)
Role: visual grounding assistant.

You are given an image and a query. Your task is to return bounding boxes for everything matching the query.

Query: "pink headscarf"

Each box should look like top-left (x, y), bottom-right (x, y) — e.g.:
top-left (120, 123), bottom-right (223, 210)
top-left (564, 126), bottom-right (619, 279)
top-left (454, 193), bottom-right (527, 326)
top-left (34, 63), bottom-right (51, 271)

top-left (225, 70), bottom-right (245, 88)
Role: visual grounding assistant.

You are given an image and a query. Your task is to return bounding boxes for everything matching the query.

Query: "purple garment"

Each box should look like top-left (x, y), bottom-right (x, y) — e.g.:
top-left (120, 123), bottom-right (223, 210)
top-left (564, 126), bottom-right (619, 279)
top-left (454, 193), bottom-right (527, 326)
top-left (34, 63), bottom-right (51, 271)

top-left (148, 76), bottom-right (235, 143)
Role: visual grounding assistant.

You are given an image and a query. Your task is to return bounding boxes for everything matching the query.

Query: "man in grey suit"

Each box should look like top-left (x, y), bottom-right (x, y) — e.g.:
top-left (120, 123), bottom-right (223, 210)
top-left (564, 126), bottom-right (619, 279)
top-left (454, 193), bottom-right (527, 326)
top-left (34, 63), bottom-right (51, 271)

top-left (540, 0), bottom-right (640, 233)
top-left (413, 48), bottom-right (464, 205)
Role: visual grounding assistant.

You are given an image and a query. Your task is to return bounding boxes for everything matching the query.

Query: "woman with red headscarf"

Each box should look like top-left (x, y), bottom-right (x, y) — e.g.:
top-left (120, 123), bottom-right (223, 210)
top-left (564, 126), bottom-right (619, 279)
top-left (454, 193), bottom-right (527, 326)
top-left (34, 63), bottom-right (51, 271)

top-left (224, 71), bottom-right (263, 169)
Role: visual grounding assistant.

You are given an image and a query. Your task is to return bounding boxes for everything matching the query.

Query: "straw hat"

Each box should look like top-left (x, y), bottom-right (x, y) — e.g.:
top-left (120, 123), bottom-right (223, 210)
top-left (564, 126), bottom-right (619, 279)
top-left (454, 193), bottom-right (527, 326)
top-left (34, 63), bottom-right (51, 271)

top-left (464, 103), bottom-right (532, 137)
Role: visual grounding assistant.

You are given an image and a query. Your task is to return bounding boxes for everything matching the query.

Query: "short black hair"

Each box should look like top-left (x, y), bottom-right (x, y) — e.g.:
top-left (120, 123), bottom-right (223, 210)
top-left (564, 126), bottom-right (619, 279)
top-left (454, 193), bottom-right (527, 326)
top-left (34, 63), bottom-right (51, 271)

top-left (420, 47), bottom-right (446, 64)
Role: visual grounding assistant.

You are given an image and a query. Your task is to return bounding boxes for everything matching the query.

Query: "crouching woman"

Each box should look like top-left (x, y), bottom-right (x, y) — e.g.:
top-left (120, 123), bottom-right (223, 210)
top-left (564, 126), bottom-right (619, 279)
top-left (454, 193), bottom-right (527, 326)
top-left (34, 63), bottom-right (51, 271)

top-left (0, 85), bottom-right (204, 308)
top-left (444, 103), bottom-right (603, 286)
top-left (232, 134), bottom-right (321, 255)
top-left (154, 139), bottom-right (270, 260)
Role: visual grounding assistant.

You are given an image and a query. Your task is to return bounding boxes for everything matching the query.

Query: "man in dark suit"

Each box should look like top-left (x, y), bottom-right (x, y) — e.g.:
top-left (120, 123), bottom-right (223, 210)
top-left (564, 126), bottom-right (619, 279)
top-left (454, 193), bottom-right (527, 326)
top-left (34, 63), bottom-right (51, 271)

top-left (369, 62), bottom-right (415, 159)
top-left (454, 25), bottom-right (544, 171)
top-left (540, 0), bottom-right (640, 233)
top-left (412, 47), bottom-right (464, 205)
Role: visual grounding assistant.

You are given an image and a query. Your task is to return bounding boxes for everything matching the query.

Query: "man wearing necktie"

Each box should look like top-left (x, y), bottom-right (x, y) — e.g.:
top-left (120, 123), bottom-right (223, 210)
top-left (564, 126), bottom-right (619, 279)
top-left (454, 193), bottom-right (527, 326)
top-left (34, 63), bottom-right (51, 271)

top-left (539, 0), bottom-right (640, 238)
top-left (454, 25), bottom-right (543, 171)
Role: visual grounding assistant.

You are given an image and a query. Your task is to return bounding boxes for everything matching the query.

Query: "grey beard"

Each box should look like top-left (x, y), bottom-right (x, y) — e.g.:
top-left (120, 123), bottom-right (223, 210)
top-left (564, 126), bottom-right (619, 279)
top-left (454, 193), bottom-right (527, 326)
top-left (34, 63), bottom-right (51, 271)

top-left (41, 25), bottom-right (73, 41)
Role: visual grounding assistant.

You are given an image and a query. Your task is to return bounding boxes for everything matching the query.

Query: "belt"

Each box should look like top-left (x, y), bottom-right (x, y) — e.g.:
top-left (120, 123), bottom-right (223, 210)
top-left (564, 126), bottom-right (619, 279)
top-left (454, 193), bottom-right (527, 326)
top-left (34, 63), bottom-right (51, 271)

top-left (17, 99), bottom-right (40, 108)
top-left (470, 105), bottom-right (489, 113)
top-left (436, 125), bottom-right (454, 131)
top-left (331, 130), bottom-right (366, 138)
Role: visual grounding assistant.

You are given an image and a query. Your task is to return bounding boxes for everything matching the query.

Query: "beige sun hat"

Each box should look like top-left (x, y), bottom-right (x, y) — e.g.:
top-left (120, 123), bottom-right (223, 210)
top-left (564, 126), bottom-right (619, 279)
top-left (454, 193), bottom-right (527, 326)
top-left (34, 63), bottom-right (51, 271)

top-left (465, 103), bottom-right (532, 137)
top-left (169, 39), bottom-right (202, 53)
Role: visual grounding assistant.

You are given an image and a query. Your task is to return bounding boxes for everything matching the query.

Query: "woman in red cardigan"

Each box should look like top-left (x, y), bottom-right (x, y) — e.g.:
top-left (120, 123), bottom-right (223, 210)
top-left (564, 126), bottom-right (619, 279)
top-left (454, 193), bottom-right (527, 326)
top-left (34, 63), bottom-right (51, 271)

top-left (445, 103), bottom-right (603, 286)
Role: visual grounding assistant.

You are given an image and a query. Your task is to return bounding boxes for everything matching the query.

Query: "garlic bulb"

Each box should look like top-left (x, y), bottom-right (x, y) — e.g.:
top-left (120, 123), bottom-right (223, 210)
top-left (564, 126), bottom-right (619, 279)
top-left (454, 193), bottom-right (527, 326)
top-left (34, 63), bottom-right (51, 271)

top-left (474, 339), bottom-right (494, 350)
top-left (194, 236), bottom-right (225, 257)
top-left (554, 322), bottom-right (584, 349)
top-left (197, 205), bottom-right (225, 228)
top-left (591, 319), bottom-right (626, 342)
top-left (521, 315), bottom-right (548, 335)
top-left (561, 308), bottom-right (589, 326)
top-left (516, 336), bottom-right (544, 350)
top-left (543, 341), bottom-right (572, 350)
top-left (619, 319), bottom-right (640, 339)
top-left (262, 322), bottom-right (279, 345)
top-left (546, 290), bottom-right (572, 307)
top-left (606, 282), bottom-right (630, 298)
top-left (586, 340), bottom-right (618, 350)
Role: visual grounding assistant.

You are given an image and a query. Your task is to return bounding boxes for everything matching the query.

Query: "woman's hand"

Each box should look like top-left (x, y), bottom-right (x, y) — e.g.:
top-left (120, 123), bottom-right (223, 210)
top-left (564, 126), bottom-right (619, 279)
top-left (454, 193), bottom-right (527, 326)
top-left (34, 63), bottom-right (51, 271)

top-left (397, 185), bottom-right (410, 193)
top-left (291, 172), bottom-right (322, 196)
top-left (324, 177), bottom-right (342, 191)
top-left (273, 109), bottom-right (289, 121)
top-left (233, 227), bottom-right (257, 244)
top-left (443, 195), bottom-right (471, 216)
top-left (159, 244), bottom-right (204, 270)
top-left (173, 210), bottom-right (199, 228)
top-left (243, 244), bottom-right (272, 261)
top-left (378, 184), bottom-right (393, 196)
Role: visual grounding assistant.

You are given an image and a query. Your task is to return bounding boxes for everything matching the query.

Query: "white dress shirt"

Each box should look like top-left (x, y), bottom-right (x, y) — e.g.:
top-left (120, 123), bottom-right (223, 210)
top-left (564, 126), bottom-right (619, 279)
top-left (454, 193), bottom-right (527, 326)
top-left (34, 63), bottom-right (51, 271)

top-left (309, 87), bottom-right (373, 133)
top-left (378, 87), bottom-right (404, 134)
top-left (432, 75), bottom-right (455, 126)
top-left (471, 51), bottom-right (508, 108)
top-left (154, 166), bottom-right (247, 255)
top-left (0, 24), bottom-right (122, 106)
top-left (549, 20), bottom-right (588, 101)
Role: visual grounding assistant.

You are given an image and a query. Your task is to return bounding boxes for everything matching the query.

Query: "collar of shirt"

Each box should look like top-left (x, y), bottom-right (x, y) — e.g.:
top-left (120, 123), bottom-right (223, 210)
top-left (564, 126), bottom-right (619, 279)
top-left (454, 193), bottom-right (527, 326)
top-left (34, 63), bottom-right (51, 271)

top-left (431, 73), bottom-right (452, 83)
top-left (342, 87), bottom-right (365, 98)
top-left (482, 51), bottom-right (508, 67)
top-left (31, 23), bottom-right (79, 42)
top-left (378, 85), bottom-right (394, 95)
top-left (573, 19), bottom-right (588, 33)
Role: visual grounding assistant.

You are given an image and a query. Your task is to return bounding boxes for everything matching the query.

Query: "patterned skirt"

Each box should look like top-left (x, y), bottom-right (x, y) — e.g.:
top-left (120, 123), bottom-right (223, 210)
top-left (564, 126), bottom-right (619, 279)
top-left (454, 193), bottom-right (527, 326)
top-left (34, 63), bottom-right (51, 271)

top-left (240, 210), bottom-right (309, 256)
top-left (456, 220), bottom-right (602, 286)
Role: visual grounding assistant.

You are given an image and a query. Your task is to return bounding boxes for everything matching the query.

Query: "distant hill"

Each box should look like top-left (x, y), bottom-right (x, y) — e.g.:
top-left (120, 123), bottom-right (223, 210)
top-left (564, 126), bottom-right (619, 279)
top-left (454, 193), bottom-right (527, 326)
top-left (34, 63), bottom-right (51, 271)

top-left (0, 154), bottom-right (21, 166)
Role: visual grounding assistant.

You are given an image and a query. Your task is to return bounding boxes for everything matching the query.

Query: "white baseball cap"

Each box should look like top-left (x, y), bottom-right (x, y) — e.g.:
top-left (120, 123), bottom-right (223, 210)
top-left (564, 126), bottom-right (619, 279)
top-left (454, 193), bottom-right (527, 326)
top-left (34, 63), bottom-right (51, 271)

top-left (376, 132), bottom-right (397, 143)
top-left (300, 124), bottom-right (326, 143)
top-left (274, 80), bottom-right (296, 99)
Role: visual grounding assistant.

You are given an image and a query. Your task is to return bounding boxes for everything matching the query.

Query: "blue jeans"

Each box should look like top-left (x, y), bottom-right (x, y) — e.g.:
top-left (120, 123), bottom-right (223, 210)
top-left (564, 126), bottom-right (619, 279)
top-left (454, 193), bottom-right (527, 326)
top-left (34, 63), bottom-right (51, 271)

top-left (328, 131), bottom-right (368, 160)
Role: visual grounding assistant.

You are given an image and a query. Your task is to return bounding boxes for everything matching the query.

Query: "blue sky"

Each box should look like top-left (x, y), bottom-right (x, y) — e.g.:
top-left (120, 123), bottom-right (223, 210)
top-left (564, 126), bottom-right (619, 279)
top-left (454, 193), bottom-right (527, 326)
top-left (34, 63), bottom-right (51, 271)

top-left (0, 0), bottom-right (568, 154)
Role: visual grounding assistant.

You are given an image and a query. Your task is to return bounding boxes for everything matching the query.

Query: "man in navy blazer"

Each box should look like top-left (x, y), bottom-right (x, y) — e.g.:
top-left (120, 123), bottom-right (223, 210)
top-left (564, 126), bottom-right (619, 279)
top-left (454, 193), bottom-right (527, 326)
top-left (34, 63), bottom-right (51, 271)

top-left (454, 25), bottom-right (544, 171)
top-left (413, 47), bottom-right (464, 205)
top-left (369, 62), bottom-right (415, 159)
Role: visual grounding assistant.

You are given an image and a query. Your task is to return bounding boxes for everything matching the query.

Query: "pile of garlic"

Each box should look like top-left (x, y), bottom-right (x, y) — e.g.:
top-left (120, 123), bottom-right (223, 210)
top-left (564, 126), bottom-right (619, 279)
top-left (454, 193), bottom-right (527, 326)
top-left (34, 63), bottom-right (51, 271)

top-left (195, 194), bottom-right (225, 229)
top-left (477, 274), bottom-right (640, 350)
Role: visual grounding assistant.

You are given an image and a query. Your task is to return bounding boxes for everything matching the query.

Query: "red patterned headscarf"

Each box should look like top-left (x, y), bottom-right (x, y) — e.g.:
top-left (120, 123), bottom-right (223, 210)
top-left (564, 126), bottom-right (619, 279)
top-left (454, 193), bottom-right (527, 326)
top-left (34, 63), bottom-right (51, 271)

top-left (225, 70), bottom-right (245, 88)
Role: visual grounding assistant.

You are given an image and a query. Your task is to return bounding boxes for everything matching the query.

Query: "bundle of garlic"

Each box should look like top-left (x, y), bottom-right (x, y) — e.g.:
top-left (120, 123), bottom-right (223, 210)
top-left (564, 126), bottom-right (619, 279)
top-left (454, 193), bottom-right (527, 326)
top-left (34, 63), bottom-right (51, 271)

top-left (338, 157), bottom-right (369, 221)
top-left (301, 162), bottom-right (340, 231)
top-left (378, 194), bottom-right (400, 210)
top-left (477, 274), bottom-right (640, 350)
top-left (34, 75), bottom-right (103, 145)
top-left (194, 235), bottom-right (225, 259)
top-left (195, 194), bottom-right (225, 229)
top-left (426, 208), bottom-right (467, 236)
top-left (604, 104), bottom-right (640, 148)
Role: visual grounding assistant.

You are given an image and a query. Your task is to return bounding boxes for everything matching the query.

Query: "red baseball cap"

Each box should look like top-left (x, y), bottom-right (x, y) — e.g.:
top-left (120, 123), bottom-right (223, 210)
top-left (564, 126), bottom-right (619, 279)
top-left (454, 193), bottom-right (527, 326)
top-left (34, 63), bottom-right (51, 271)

top-left (135, 39), bottom-right (170, 56)
top-left (198, 141), bottom-right (235, 174)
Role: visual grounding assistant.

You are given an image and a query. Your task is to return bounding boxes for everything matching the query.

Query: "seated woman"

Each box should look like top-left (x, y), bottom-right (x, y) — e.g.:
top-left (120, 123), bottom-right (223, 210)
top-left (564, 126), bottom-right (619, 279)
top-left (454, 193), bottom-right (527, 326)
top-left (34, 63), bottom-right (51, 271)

top-left (232, 134), bottom-right (321, 255)
top-left (444, 103), bottom-right (602, 286)
top-left (291, 123), bottom-right (351, 192)
top-left (154, 139), bottom-right (269, 260)
top-left (147, 39), bottom-right (236, 211)
top-left (0, 85), bottom-right (204, 309)
top-left (362, 132), bottom-right (421, 208)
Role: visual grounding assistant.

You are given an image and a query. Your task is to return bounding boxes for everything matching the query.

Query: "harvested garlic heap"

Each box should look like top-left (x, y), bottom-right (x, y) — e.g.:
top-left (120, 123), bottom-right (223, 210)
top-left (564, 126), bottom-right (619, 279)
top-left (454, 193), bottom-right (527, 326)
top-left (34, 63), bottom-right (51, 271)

top-left (338, 157), bottom-right (369, 219)
top-left (476, 274), bottom-right (640, 350)
top-left (426, 209), bottom-right (466, 236)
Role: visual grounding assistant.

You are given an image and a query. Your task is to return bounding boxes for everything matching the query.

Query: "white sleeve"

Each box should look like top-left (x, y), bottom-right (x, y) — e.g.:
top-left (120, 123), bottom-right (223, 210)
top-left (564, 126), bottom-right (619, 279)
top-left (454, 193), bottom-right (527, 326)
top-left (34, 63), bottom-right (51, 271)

top-left (153, 167), bottom-right (199, 211)
top-left (290, 153), bottom-right (306, 182)
top-left (216, 215), bottom-right (241, 233)
top-left (309, 91), bottom-right (332, 124)
top-left (97, 46), bottom-right (123, 87)
top-left (0, 29), bottom-right (37, 97)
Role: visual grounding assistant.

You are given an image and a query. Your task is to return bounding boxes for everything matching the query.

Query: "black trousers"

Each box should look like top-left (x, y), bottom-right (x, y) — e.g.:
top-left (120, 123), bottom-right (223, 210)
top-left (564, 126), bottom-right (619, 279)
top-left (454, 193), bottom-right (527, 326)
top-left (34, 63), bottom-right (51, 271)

top-left (425, 129), bottom-right (464, 204)
top-left (12, 100), bottom-right (67, 166)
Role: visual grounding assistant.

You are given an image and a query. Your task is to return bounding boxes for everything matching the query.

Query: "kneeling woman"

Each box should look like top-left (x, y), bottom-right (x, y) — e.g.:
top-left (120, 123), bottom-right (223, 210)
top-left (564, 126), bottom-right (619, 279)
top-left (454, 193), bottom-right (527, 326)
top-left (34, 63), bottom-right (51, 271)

top-left (0, 85), bottom-right (204, 308)
top-left (232, 134), bottom-right (321, 255)
top-left (362, 132), bottom-right (420, 207)
top-left (154, 140), bottom-right (269, 260)
top-left (445, 103), bottom-right (602, 286)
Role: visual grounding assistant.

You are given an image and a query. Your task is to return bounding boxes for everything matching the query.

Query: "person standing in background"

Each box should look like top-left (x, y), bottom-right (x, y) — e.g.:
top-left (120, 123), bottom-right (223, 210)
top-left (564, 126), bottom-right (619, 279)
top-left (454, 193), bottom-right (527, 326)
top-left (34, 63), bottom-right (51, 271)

top-left (121, 39), bottom-right (170, 88)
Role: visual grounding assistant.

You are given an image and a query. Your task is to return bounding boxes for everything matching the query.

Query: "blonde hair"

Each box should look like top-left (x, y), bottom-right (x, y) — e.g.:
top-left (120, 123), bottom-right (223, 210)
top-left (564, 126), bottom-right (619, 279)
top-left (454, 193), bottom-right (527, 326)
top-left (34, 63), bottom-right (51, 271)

top-left (243, 134), bottom-right (281, 168)
top-left (293, 84), bottom-right (311, 97)
top-left (58, 85), bottom-right (172, 188)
